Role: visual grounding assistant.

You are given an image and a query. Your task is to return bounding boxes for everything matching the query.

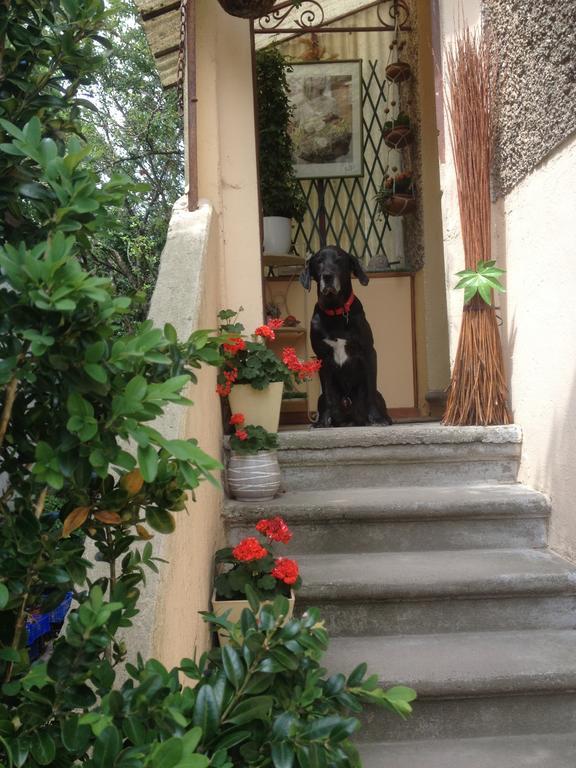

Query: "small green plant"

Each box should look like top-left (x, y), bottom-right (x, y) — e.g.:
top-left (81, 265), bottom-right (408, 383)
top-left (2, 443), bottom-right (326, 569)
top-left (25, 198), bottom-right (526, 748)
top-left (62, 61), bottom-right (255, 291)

top-left (255, 47), bottom-right (307, 222)
top-left (455, 259), bottom-right (506, 305)
top-left (229, 415), bottom-right (278, 455)
top-left (383, 112), bottom-right (411, 131)
top-left (196, 598), bottom-right (417, 767)
top-left (376, 171), bottom-right (414, 200)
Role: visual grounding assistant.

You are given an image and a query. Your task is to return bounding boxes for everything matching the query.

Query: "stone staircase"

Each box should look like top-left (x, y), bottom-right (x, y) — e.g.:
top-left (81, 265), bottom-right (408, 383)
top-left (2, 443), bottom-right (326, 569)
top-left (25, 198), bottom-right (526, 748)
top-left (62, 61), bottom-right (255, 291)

top-left (223, 424), bottom-right (576, 767)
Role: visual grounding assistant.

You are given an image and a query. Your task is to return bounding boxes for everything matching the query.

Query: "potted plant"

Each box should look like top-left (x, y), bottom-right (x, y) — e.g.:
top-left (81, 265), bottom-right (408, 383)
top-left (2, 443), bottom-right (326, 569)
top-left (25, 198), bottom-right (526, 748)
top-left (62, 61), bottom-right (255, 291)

top-left (212, 516), bottom-right (301, 641)
top-left (217, 0), bottom-right (301, 19)
top-left (226, 415), bottom-right (282, 500)
top-left (217, 309), bottom-right (321, 431)
top-left (383, 111), bottom-right (413, 149)
top-left (385, 61), bottom-right (412, 83)
top-left (255, 47), bottom-right (307, 255)
top-left (376, 171), bottom-right (416, 216)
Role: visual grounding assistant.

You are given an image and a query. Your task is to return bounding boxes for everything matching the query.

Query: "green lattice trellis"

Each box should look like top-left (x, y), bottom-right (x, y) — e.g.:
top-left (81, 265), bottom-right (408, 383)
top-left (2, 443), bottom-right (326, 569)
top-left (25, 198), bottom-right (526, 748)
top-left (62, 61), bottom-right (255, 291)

top-left (293, 60), bottom-right (404, 269)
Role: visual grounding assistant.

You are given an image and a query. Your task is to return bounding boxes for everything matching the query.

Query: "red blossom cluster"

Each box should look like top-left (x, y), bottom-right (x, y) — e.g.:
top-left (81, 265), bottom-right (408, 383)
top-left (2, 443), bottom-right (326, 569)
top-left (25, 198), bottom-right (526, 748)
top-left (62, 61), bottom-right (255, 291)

top-left (229, 412), bottom-right (248, 440)
top-left (216, 366), bottom-right (239, 397)
top-left (256, 516), bottom-right (292, 544)
top-left (232, 537), bottom-right (268, 562)
top-left (223, 337), bottom-right (246, 355)
top-left (267, 318), bottom-right (284, 330)
top-left (255, 325), bottom-right (275, 340)
top-left (271, 557), bottom-right (299, 585)
top-left (282, 347), bottom-right (323, 381)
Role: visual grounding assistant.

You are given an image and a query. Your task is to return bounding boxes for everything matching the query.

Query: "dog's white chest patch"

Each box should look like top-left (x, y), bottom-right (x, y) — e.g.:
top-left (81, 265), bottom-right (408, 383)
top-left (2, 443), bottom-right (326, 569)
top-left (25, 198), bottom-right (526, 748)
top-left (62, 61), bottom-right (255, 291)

top-left (325, 337), bottom-right (348, 367)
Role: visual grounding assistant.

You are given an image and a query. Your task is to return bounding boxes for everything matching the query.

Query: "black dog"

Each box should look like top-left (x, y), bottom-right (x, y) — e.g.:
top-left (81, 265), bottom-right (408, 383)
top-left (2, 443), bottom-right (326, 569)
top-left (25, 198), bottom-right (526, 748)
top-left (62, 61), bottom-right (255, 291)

top-left (300, 246), bottom-right (392, 428)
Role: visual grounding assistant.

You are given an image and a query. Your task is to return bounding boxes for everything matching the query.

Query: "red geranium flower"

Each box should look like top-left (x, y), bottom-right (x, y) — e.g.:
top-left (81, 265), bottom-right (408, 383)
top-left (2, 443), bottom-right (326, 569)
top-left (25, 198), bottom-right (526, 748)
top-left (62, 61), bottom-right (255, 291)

top-left (230, 412), bottom-right (245, 426)
top-left (224, 367), bottom-right (238, 383)
top-left (255, 325), bottom-right (275, 340)
top-left (271, 557), bottom-right (299, 585)
top-left (236, 429), bottom-right (248, 441)
top-left (267, 318), bottom-right (284, 330)
top-left (256, 516), bottom-right (292, 544)
top-left (216, 382), bottom-right (231, 397)
top-left (223, 337), bottom-right (246, 354)
top-left (233, 537), bottom-right (268, 562)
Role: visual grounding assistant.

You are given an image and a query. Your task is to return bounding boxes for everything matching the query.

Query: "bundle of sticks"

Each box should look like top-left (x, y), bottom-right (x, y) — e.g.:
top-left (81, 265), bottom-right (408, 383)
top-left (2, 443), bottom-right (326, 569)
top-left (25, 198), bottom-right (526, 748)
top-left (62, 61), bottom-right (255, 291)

top-left (442, 28), bottom-right (511, 426)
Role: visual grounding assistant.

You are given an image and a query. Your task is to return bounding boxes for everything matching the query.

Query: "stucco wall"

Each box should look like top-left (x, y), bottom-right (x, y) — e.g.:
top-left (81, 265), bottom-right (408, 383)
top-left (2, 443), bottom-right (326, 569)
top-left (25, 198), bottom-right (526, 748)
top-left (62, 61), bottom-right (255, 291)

top-left (484, 0), bottom-right (576, 196)
top-left (494, 134), bottom-right (576, 561)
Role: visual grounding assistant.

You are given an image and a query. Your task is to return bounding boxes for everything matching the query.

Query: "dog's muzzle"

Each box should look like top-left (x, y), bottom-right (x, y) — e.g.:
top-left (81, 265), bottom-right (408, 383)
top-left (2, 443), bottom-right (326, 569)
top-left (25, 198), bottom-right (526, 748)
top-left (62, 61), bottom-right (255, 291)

top-left (319, 274), bottom-right (341, 295)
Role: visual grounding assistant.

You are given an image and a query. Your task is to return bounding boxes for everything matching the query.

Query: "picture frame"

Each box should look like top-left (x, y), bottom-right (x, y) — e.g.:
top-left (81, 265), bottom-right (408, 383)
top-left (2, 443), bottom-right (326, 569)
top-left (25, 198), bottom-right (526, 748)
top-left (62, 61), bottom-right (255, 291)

top-left (287, 60), bottom-right (364, 179)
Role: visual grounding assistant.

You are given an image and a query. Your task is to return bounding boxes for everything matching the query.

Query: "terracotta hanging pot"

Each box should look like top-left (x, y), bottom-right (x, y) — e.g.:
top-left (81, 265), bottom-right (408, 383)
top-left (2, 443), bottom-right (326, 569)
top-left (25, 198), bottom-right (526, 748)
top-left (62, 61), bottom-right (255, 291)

top-left (385, 61), bottom-right (412, 83)
top-left (217, 0), bottom-right (276, 19)
top-left (381, 194), bottom-right (417, 216)
top-left (383, 125), bottom-right (413, 149)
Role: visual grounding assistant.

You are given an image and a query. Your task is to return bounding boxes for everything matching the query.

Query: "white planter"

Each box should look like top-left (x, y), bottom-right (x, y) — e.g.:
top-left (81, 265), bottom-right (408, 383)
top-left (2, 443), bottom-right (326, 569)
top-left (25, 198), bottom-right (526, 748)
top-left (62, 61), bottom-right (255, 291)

top-left (263, 216), bottom-right (292, 255)
top-left (212, 589), bottom-right (295, 646)
top-left (228, 381), bottom-right (283, 432)
top-left (227, 450), bottom-right (281, 501)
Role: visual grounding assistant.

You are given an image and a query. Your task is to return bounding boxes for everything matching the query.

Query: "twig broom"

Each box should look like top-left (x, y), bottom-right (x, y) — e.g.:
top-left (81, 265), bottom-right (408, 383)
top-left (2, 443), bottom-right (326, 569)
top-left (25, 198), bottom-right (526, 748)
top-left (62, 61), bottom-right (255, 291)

top-left (442, 28), bottom-right (511, 426)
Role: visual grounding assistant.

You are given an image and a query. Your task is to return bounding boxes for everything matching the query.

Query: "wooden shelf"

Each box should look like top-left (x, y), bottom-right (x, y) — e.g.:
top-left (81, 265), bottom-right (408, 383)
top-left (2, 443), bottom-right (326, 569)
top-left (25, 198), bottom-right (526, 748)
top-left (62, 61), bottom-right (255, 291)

top-left (262, 254), bottom-right (304, 267)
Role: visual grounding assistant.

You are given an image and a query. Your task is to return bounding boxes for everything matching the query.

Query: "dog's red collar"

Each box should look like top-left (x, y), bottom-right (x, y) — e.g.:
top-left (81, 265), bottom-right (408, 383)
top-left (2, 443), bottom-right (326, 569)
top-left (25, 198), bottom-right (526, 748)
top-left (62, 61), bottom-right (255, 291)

top-left (321, 292), bottom-right (356, 317)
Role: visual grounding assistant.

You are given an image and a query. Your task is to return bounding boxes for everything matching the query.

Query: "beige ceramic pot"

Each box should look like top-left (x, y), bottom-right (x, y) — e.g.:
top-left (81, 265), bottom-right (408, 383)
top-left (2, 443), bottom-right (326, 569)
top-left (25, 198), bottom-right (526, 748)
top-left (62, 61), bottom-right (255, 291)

top-left (228, 381), bottom-right (283, 432)
top-left (211, 589), bottom-right (295, 646)
top-left (227, 450), bottom-right (281, 501)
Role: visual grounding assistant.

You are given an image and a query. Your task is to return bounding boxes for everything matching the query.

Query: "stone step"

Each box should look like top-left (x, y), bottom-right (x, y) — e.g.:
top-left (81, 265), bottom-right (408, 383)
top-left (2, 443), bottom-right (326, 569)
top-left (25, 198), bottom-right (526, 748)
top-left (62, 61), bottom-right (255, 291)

top-left (359, 732), bottom-right (576, 768)
top-left (224, 484), bottom-right (549, 553)
top-left (324, 629), bottom-right (576, 741)
top-left (296, 549), bottom-right (576, 635)
top-left (277, 424), bottom-right (522, 489)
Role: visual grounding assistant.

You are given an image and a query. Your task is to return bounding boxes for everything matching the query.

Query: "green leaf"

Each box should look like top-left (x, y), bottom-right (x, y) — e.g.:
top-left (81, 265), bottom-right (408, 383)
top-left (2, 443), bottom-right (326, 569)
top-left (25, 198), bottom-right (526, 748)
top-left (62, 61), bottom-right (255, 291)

top-left (192, 685), bottom-right (219, 740)
top-left (0, 648), bottom-right (20, 662)
top-left (61, 716), bottom-right (91, 754)
top-left (150, 737), bottom-right (183, 768)
top-left (30, 731), bottom-right (56, 765)
top-left (271, 742), bottom-right (295, 768)
top-left (226, 695), bottom-right (273, 726)
top-left (222, 645), bottom-right (245, 689)
top-left (0, 583), bottom-right (9, 609)
top-left (146, 507), bottom-right (175, 534)
top-left (138, 444), bottom-right (158, 482)
top-left (84, 363), bottom-right (107, 383)
top-left (92, 725), bottom-right (121, 767)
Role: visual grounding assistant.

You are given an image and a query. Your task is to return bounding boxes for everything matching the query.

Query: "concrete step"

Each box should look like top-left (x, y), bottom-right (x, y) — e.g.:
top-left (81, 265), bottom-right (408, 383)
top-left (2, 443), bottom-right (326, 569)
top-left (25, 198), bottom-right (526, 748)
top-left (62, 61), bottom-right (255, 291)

top-left (297, 549), bottom-right (576, 635)
top-left (277, 424), bottom-right (522, 489)
top-left (324, 629), bottom-right (576, 741)
top-left (224, 484), bottom-right (549, 553)
top-left (359, 732), bottom-right (576, 768)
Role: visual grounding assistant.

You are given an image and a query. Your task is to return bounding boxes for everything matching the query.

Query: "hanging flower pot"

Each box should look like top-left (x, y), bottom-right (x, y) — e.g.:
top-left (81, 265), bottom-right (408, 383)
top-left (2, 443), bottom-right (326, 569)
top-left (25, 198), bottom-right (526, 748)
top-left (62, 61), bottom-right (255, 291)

top-left (381, 194), bottom-right (417, 216)
top-left (376, 172), bottom-right (416, 217)
top-left (217, 0), bottom-right (276, 19)
top-left (383, 113), bottom-right (413, 149)
top-left (385, 61), bottom-right (412, 83)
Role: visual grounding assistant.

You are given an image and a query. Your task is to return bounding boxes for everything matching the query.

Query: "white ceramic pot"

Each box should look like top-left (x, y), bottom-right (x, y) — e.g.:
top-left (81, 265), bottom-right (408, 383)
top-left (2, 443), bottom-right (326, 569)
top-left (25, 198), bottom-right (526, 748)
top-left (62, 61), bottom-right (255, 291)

top-left (211, 589), bottom-right (295, 646)
top-left (228, 381), bottom-right (283, 432)
top-left (227, 450), bottom-right (281, 501)
top-left (263, 216), bottom-right (292, 255)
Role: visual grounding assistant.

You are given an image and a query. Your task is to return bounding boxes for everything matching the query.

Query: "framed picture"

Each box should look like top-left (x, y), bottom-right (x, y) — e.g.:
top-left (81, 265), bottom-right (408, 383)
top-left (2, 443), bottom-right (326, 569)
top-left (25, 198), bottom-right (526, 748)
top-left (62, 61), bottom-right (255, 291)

top-left (287, 60), bottom-right (364, 179)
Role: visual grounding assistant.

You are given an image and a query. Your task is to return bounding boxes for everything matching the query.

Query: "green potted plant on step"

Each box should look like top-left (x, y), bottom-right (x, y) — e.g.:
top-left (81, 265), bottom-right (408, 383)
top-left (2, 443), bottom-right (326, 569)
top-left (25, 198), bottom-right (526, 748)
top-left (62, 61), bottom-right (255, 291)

top-left (256, 46), bottom-right (307, 255)
top-left (212, 516), bottom-right (301, 643)
top-left (226, 415), bottom-right (281, 501)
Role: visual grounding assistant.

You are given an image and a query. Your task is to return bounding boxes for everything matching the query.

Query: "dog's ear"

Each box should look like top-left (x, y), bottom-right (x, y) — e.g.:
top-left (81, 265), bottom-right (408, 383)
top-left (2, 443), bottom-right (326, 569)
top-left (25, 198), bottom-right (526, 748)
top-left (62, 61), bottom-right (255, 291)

top-left (349, 253), bottom-right (370, 286)
top-left (299, 262), bottom-right (311, 291)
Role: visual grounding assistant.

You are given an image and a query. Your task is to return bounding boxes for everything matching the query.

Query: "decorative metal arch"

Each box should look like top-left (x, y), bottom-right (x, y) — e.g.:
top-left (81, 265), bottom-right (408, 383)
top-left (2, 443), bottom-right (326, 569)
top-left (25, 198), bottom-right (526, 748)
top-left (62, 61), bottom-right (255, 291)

top-left (254, 0), bottom-right (411, 36)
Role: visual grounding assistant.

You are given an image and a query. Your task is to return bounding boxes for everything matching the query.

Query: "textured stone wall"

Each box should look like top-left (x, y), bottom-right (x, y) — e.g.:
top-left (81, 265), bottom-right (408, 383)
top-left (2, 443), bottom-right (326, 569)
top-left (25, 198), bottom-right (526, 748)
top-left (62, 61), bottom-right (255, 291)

top-left (483, 0), bottom-right (576, 196)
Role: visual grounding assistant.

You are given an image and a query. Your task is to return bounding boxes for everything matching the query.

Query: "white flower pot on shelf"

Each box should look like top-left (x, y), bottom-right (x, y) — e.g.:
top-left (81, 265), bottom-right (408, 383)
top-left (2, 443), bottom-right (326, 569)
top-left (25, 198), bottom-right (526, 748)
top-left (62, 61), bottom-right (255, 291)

top-left (228, 381), bottom-right (283, 432)
top-left (263, 216), bottom-right (292, 255)
top-left (211, 589), bottom-right (295, 646)
top-left (227, 450), bottom-right (281, 501)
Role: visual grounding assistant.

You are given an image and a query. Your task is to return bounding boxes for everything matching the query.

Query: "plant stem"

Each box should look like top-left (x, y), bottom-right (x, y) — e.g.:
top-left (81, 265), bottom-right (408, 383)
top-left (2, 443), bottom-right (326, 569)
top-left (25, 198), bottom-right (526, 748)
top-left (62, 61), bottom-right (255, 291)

top-left (0, 376), bottom-right (18, 449)
top-left (104, 528), bottom-right (117, 664)
top-left (34, 487), bottom-right (48, 519)
top-left (3, 559), bottom-right (40, 683)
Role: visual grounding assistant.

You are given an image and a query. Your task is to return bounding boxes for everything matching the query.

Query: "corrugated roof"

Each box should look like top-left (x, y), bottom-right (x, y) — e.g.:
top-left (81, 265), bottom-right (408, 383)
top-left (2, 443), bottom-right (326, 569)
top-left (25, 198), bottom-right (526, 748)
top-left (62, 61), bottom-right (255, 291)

top-left (134, 1), bottom-right (385, 88)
